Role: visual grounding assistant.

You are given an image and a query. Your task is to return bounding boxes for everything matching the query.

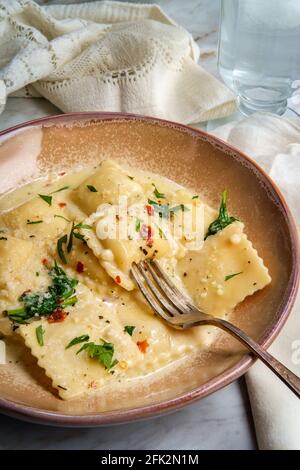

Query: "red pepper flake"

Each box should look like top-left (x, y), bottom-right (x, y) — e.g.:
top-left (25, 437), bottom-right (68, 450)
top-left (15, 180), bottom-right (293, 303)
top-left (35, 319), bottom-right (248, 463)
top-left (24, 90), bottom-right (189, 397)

top-left (42, 258), bottom-right (49, 266)
top-left (140, 224), bottom-right (154, 243)
top-left (146, 238), bottom-right (153, 248)
top-left (115, 275), bottom-right (121, 284)
top-left (47, 308), bottom-right (67, 323)
top-left (59, 171), bottom-right (66, 176)
top-left (137, 339), bottom-right (149, 353)
top-left (76, 261), bottom-right (84, 273)
top-left (88, 380), bottom-right (97, 389)
top-left (58, 202), bottom-right (66, 208)
top-left (145, 204), bottom-right (154, 216)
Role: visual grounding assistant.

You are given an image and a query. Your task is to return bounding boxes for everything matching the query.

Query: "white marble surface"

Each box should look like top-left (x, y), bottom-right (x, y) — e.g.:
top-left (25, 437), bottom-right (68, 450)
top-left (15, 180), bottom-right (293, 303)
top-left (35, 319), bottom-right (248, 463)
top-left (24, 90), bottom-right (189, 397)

top-left (0, 380), bottom-right (256, 450)
top-left (0, 0), bottom-right (257, 450)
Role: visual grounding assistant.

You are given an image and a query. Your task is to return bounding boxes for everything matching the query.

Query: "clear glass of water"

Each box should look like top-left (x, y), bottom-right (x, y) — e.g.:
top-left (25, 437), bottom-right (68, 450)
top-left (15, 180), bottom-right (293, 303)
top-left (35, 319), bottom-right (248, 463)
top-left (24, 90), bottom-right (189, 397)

top-left (218, 0), bottom-right (300, 116)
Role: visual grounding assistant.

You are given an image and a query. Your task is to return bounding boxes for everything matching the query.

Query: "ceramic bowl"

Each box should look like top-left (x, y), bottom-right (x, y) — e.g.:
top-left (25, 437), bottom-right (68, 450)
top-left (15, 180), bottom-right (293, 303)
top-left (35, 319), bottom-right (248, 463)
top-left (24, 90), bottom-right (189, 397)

top-left (0, 112), bottom-right (298, 426)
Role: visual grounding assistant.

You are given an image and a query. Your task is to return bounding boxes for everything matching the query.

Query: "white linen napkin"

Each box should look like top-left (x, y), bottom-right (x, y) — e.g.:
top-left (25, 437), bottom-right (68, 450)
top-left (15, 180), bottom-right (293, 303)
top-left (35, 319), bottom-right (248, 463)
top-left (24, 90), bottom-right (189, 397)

top-left (0, 0), bottom-right (235, 123)
top-left (212, 113), bottom-right (300, 450)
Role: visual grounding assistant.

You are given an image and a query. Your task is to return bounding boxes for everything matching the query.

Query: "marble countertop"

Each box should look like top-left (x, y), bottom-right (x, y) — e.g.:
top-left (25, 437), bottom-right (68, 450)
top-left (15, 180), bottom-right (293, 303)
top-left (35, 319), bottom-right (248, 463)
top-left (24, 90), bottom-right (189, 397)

top-left (0, 0), bottom-right (257, 450)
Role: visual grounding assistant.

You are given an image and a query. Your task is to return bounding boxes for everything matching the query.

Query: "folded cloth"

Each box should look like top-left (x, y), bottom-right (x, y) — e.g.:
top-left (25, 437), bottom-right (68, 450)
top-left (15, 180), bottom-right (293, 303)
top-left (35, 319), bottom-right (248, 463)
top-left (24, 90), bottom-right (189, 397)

top-left (212, 113), bottom-right (300, 450)
top-left (0, 0), bottom-right (236, 123)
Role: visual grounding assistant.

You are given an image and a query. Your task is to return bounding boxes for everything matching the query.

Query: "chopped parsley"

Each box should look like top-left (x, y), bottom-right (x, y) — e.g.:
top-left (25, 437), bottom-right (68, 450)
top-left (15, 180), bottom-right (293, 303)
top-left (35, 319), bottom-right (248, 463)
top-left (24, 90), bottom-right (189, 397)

top-left (135, 218), bottom-right (142, 232)
top-left (147, 199), bottom-right (170, 218)
top-left (5, 263), bottom-right (78, 324)
top-left (0, 237), bottom-right (7, 240)
top-left (26, 220), bottom-right (43, 225)
top-left (54, 214), bottom-right (71, 222)
top-left (127, 175), bottom-right (134, 180)
top-left (38, 194), bottom-right (52, 206)
top-left (205, 190), bottom-right (237, 239)
top-left (87, 185), bottom-right (98, 192)
top-left (36, 325), bottom-right (45, 346)
top-left (74, 223), bottom-right (92, 230)
top-left (170, 204), bottom-right (189, 214)
top-left (57, 234), bottom-right (68, 264)
top-left (51, 186), bottom-right (70, 194)
top-left (124, 325), bottom-right (135, 336)
top-left (57, 222), bottom-right (91, 263)
top-left (66, 334), bottom-right (90, 349)
top-left (154, 223), bottom-right (166, 239)
top-left (67, 222), bottom-right (90, 253)
top-left (192, 195), bottom-right (199, 199)
top-left (67, 222), bottom-right (75, 254)
top-left (77, 339), bottom-right (118, 370)
top-left (147, 199), bottom-right (189, 218)
top-left (152, 184), bottom-right (165, 199)
top-left (225, 272), bottom-right (243, 281)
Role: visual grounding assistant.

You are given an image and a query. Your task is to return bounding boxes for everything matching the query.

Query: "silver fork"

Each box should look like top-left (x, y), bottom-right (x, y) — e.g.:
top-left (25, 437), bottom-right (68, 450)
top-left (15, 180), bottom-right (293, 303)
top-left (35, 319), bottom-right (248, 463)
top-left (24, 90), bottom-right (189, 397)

top-left (131, 260), bottom-right (300, 399)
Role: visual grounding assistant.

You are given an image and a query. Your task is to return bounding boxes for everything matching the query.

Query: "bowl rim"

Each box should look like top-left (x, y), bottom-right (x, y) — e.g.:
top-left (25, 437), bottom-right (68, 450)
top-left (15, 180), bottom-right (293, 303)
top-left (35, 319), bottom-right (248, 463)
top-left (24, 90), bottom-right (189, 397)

top-left (0, 111), bottom-right (299, 427)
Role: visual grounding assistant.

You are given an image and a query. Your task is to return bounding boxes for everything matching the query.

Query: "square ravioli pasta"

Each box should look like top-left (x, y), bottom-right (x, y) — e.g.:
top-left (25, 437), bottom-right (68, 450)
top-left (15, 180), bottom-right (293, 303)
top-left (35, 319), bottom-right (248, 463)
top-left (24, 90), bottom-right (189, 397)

top-left (177, 221), bottom-right (271, 317)
top-left (0, 195), bottom-right (69, 240)
top-left (0, 236), bottom-right (50, 335)
top-left (69, 160), bottom-right (217, 290)
top-left (72, 160), bottom-right (144, 215)
top-left (0, 158), bottom-right (272, 401)
top-left (18, 283), bottom-right (143, 399)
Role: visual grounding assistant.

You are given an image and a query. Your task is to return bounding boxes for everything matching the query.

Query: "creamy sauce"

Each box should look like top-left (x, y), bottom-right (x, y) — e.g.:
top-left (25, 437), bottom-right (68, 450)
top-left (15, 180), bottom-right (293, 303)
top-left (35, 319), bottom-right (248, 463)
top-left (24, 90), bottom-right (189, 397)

top-left (0, 160), bottom-right (271, 399)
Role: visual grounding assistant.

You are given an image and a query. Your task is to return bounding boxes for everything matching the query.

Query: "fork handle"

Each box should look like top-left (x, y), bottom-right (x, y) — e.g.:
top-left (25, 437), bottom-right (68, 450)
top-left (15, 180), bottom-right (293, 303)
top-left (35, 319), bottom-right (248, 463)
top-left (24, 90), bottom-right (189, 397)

top-left (210, 318), bottom-right (300, 399)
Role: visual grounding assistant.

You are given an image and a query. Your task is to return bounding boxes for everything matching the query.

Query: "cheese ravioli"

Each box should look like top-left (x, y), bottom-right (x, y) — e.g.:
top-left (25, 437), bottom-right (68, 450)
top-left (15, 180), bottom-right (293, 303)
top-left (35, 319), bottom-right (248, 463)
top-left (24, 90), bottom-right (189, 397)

top-left (0, 160), bottom-right (271, 400)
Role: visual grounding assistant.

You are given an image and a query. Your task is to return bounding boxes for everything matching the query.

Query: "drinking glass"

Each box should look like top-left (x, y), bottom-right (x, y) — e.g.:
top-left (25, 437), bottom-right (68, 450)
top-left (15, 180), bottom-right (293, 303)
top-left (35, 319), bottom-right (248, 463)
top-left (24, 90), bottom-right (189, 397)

top-left (218, 0), bottom-right (300, 115)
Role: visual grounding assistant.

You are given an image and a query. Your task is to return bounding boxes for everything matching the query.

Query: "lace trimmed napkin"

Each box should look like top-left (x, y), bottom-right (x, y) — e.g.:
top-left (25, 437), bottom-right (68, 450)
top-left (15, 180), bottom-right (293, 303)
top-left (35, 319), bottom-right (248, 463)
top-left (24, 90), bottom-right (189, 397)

top-left (213, 113), bottom-right (300, 450)
top-left (0, 0), bottom-right (236, 123)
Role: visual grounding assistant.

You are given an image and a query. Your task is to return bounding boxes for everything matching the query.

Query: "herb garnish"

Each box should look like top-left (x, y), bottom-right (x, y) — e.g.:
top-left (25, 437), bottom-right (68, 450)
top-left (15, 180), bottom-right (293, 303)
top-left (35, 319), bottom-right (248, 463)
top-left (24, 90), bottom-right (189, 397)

top-left (57, 234), bottom-right (68, 264)
top-left (26, 220), bottom-right (43, 225)
top-left (74, 223), bottom-right (92, 230)
top-left (152, 184), bottom-right (165, 199)
top-left (205, 190), bottom-right (237, 239)
top-left (127, 176), bottom-right (134, 180)
top-left (51, 186), bottom-right (70, 194)
top-left (158, 226), bottom-right (166, 239)
top-left (0, 237), bottom-right (7, 240)
top-left (57, 222), bottom-right (91, 263)
top-left (148, 199), bottom-right (170, 218)
top-left (67, 222), bottom-right (91, 253)
top-left (66, 334), bottom-right (90, 349)
top-left (36, 325), bottom-right (45, 346)
top-left (87, 185), bottom-right (98, 192)
top-left (192, 195), bottom-right (199, 199)
top-left (38, 194), bottom-right (52, 206)
top-left (135, 218), bottom-right (142, 232)
top-left (5, 263), bottom-right (78, 324)
top-left (225, 272), bottom-right (243, 282)
top-left (147, 199), bottom-right (189, 218)
top-left (54, 214), bottom-right (71, 222)
top-left (77, 339), bottom-right (118, 370)
top-left (124, 325), bottom-right (135, 336)
top-left (170, 204), bottom-right (189, 214)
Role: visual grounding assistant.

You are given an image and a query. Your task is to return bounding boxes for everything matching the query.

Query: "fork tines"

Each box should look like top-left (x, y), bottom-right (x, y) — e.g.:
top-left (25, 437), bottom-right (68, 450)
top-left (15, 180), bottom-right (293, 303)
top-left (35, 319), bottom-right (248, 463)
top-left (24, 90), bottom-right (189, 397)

top-left (131, 260), bottom-right (202, 328)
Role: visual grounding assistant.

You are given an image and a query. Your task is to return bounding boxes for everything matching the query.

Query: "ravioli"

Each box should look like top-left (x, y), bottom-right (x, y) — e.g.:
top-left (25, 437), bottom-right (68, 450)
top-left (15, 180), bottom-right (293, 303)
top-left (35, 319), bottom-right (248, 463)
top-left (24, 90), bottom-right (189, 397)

top-left (0, 196), bottom-right (68, 240)
top-left (0, 237), bottom-right (49, 307)
top-left (81, 203), bottom-right (185, 290)
top-left (0, 160), bottom-right (272, 400)
top-left (177, 221), bottom-right (271, 317)
top-left (72, 160), bottom-right (144, 215)
top-left (18, 283), bottom-right (143, 399)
